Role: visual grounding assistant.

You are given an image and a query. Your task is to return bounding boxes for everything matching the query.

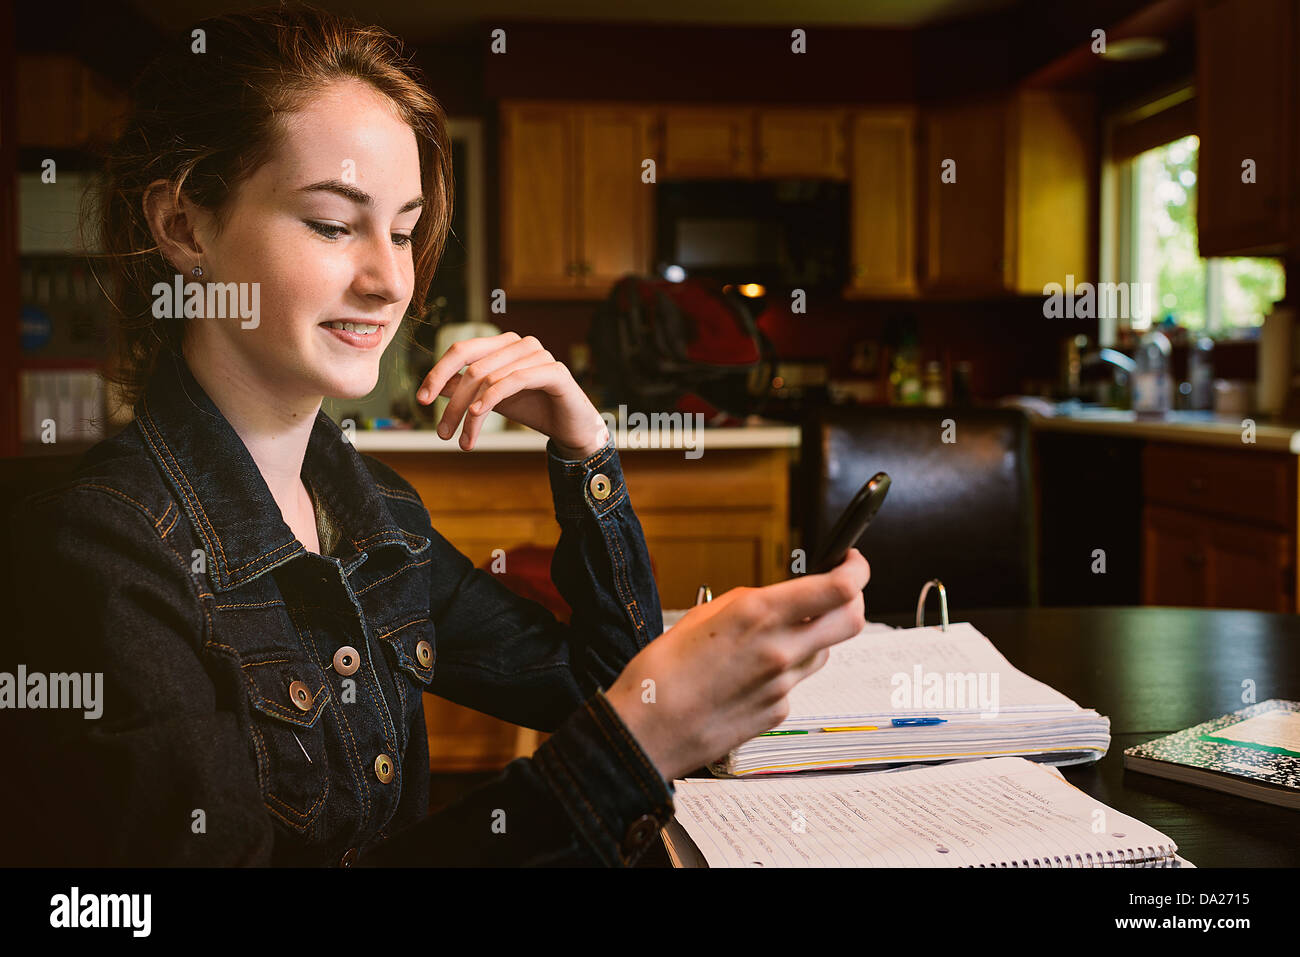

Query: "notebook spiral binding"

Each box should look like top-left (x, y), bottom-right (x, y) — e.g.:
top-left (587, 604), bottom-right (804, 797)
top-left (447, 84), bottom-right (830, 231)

top-left (971, 844), bottom-right (1175, 867)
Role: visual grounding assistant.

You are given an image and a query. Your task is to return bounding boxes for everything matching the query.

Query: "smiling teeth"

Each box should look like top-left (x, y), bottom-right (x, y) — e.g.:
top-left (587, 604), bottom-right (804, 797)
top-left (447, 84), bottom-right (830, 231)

top-left (325, 321), bottom-right (380, 335)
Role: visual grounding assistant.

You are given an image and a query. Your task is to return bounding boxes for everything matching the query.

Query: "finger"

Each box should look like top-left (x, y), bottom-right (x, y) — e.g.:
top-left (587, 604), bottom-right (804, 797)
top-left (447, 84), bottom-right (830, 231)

top-left (416, 331), bottom-right (522, 405)
top-left (790, 646), bottom-right (831, 681)
top-left (783, 588), bottom-right (867, 662)
top-left (459, 353), bottom-right (556, 448)
top-left (438, 336), bottom-right (547, 437)
top-left (750, 548), bottom-right (870, 627)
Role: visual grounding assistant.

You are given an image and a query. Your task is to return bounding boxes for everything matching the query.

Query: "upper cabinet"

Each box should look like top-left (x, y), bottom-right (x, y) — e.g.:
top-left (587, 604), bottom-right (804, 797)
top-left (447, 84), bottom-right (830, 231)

top-left (497, 94), bottom-right (1093, 300)
top-left (1195, 0), bottom-right (1295, 256)
top-left (499, 102), bottom-right (654, 298)
top-left (755, 110), bottom-right (848, 179)
top-left (845, 109), bottom-right (916, 297)
top-left (661, 107), bottom-right (756, 178)
top-left (921, 90), bottom-right (1096, 295)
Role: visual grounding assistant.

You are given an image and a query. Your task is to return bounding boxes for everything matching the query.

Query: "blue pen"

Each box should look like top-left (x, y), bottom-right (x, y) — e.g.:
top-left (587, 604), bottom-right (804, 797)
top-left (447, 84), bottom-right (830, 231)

top-left (891, 717), bottom-right (948, 727)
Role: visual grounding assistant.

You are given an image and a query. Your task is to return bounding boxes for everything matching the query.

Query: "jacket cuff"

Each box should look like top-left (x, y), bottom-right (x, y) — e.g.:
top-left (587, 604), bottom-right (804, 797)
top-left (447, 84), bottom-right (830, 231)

top-left (532, 689), bottom-right (675, 866)
top-left (545, 436), bottom-right (625, 523)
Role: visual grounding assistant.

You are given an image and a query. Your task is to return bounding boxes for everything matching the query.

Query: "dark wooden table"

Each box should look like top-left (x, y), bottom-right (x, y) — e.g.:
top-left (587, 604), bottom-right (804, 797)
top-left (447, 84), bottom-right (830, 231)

top-left (642, 606), bottom-right (1300, 868)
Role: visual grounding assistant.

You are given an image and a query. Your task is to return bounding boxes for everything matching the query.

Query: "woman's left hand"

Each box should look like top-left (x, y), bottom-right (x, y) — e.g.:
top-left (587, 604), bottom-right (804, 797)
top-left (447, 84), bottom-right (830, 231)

top-left (415, 332), bottom-right (608, 457)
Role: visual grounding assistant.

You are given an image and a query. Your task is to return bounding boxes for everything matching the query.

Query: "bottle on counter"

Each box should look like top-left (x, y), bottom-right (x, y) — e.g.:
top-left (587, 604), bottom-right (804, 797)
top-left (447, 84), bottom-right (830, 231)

top-left (1133, 327), bottom-right (1173, 418)
top-left (922, 361), bottom-right (946, 407)
top-left (890, 329), bottom-right (923, 405)
top-left (1188, 335), bottom-right (1215, 411)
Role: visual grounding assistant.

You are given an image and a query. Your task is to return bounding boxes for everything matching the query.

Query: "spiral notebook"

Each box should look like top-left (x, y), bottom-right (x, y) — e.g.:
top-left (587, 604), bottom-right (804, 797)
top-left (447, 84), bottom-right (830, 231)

top-left (663, 755), bottom-right (1191, 868)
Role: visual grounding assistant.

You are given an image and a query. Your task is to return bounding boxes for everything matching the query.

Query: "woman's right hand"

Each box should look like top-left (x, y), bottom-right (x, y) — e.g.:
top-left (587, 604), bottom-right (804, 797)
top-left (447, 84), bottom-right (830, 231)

top-left (603, 549), bottom-right (870, 783)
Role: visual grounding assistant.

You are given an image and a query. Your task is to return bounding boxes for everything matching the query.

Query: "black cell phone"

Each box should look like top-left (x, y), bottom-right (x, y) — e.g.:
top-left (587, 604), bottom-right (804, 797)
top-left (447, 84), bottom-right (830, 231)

top-left (809, 471), bottom-right (890, 575)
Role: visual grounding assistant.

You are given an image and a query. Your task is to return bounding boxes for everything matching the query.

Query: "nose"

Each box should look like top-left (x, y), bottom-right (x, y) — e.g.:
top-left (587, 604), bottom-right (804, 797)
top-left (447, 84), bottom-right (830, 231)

top-left (353, 229), bottom-right (412, 306)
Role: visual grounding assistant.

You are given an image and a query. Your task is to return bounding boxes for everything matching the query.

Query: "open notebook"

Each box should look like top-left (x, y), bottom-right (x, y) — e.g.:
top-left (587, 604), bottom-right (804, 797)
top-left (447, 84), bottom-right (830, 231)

top-left (663, 756), bottom-right (1191, 868)
top-left (687, 620), bottom-right (1111, 775)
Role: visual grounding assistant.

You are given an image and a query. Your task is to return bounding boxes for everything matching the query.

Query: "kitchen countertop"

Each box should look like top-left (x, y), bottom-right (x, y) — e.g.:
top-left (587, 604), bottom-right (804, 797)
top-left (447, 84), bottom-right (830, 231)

top-left (348, 421), bottom-right (801, 453)
top-left (1030, 409), bottom-right (1300, 452)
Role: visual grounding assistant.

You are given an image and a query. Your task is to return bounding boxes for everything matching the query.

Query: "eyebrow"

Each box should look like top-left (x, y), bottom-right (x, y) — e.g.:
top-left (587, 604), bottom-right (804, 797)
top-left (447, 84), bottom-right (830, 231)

top-left (298, 179), bottom-right (424, 214)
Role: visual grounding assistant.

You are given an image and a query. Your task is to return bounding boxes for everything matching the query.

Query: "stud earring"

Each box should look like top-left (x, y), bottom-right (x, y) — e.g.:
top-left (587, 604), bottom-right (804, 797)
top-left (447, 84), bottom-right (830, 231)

top-left (192, 265), bottom-right (204, 278)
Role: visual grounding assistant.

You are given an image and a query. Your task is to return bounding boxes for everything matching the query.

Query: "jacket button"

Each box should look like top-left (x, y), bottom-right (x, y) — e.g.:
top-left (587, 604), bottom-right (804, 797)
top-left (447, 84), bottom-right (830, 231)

top-left (288, 680), bottom-right (313, 712)
top-left (332, 645), bottom-right (360, 676)
top-left (589, 473), bottom-right (612, 500)
top-left (621, 814), bottom-right (661, 859)
top-left (415, 640), bottom-right (433, 668)
top-left (339, 847), bottom-right (358, 867)
top-left (374, 753), bottom-right (395, 784)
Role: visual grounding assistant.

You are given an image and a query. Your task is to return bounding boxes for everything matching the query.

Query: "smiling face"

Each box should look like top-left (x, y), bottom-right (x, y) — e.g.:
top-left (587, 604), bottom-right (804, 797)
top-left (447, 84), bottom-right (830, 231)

top-left (183, 78), bottom-right (424, 401)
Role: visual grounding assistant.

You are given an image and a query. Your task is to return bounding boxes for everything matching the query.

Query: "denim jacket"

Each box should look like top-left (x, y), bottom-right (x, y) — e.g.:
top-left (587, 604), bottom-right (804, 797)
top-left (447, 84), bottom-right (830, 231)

top-left (8, 348), bottom-right (674, 866)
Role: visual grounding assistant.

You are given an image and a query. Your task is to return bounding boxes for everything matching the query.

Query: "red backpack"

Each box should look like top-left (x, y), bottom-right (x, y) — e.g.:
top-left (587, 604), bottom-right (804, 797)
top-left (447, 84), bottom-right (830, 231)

top-left (587, 276), bottom-right (775, 423)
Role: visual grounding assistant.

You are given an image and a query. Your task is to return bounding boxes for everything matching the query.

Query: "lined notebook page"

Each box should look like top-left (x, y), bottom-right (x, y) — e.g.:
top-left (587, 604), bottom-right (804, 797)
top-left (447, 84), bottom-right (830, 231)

top-left (671, 756), bottom-right (1175, 867)
top-left (782, 621), bottom-right (1080, 723)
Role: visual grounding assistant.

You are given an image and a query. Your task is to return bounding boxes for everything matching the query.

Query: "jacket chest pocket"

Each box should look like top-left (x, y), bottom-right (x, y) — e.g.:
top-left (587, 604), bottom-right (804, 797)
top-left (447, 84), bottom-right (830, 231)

top-left (241, 654), bottom-right (331, 833)
top-left (375, 617), bottom-right (436, 747)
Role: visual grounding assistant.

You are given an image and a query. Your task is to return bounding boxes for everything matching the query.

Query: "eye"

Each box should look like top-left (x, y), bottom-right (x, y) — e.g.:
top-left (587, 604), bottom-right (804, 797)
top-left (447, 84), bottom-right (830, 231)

top-left (305, 221), bottom-right (347, 240)
top-left (392, 233), bottom-right (413, 249)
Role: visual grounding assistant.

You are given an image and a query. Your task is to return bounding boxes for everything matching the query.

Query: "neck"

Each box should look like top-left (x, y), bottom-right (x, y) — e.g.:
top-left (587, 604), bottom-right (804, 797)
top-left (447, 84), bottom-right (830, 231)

top-left (181, 339), bottom-right (322, 512)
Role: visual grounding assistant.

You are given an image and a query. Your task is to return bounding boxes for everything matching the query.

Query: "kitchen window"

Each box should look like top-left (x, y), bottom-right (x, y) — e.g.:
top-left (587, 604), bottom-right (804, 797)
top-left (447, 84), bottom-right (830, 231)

top-left (1102, 88), bottom-right (1285, 340)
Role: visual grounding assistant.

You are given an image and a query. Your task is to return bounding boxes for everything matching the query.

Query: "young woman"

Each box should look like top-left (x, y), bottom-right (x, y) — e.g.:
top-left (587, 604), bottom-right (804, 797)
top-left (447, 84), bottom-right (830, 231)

top-left (10, 5), bottom-right (869, 867)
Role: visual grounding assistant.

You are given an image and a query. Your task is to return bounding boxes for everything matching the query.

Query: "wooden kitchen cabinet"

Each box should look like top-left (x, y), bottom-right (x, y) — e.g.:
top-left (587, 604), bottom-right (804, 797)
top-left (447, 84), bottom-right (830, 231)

top-left (755, 109), bottom-right (848, 179)
top-left (660, 107), bottom-right (756, 178)
top-left (1195, 0), bottom-right (1295, 256)
top-left (365, 443), bottom-right (793, 770)
top-left (1141, 442), bottom-right (1296, 611)
top-left (921, 90), bottom-right (1096, 295)
top-left (17, 55), bottom-right (128, 148)
top-left (499, 101), bottom-right (654, 298)
top-left (844, 109), bottom-right (917, 297)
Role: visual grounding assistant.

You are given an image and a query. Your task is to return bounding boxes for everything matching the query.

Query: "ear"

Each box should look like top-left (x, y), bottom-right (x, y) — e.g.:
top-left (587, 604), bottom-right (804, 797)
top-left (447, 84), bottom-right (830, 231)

top-left (142, 180), bottom-right (207, 275)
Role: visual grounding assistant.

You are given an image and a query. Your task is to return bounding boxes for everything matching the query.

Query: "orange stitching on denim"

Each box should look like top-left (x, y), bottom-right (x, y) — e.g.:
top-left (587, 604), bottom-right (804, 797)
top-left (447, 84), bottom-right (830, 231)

top-left (375, 483), bottom-right (423, 505)
top-left (154, 501), bottom-right (173, 529)
top-left (162, 508), bottom-right (180, 538)
top-left (290, 604), bottom-right (372, 824)
top-left (355, 558), bottom-right (431, 596)
top-left (599, 517), bottom-right (647, 635)
top-left (539, 738), bottom-right (613, 859)
top-left (595, 692), bottom-right (667, 797)
top-left (588, 699), bottom-right (655, 805)
top-left (266, 772), bottom-right (329, 827)
top-left (213, 599), bottom-right (285, 611)
top-left (68, 483), bottom-right (160, 525)
top-left (136, 404), bottom-right (230, 573)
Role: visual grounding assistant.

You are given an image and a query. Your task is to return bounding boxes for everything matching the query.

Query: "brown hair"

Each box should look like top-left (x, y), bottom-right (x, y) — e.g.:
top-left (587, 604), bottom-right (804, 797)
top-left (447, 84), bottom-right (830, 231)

top-left (90, 2), bottom-right (453, 410)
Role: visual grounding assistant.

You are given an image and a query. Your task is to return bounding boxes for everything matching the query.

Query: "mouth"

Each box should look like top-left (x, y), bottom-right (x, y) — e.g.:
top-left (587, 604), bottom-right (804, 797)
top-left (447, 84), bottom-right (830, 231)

top-left (320, 319), bottom-right (386, 350)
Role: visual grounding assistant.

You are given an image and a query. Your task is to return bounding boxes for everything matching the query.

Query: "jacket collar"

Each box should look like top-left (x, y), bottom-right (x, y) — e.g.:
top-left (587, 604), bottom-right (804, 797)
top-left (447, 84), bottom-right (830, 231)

top-left (133, 348), bottom-right (428, 593)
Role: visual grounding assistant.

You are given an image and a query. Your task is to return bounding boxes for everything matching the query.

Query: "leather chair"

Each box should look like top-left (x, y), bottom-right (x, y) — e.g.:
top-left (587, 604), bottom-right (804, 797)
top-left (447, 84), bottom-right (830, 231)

top-left (799, 405), bottom-right (1037, 616)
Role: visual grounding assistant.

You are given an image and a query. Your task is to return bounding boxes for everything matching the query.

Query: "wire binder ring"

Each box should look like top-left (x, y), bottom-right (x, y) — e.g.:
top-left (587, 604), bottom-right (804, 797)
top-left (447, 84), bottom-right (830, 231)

top-left (915, 579), bottom-right (949, 631)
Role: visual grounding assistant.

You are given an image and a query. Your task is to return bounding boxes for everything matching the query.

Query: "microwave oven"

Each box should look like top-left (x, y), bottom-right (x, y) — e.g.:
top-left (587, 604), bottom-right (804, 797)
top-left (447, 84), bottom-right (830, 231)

top-left (654, 178), bottom-right (850, 292)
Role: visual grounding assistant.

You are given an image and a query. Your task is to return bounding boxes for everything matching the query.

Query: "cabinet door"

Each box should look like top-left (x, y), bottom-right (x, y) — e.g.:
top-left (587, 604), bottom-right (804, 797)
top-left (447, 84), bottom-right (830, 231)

top-left (756, 109), bottom-right (847, 179)
top-left (845, 110), bottom-right (916, 297)
top-left (1008, 90), bottom-right (1096, 294)
top-left (661, 108), bottom-right (755, 178)
top-left (1203, 519), bottom-right (1292, 612)
top-left (1143, 505), bottom-right (1207, 607)
top-left (1195, 0), bottom-right (1294, 255)
top-left (499, 105), bottom-right (578, 294)
top-left (577, 108), bottom-right (655, 292)
top-left (922, 99), bottom-right (1008, 293)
